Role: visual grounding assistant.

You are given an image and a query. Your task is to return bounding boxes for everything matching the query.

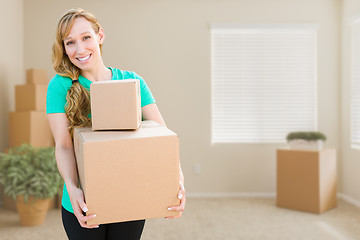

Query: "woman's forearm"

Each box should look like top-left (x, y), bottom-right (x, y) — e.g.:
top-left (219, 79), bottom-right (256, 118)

top-left (55, 144), bottom-right (79, 193)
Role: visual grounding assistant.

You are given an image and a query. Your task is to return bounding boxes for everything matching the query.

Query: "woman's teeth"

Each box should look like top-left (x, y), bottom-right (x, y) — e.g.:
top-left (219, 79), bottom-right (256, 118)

top-left (78, 55), bottom-right (90, 61)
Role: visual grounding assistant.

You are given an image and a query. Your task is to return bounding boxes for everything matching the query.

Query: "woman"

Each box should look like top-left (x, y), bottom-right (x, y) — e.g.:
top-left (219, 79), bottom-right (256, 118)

top-left (46, 8), bottom-right (185, 240)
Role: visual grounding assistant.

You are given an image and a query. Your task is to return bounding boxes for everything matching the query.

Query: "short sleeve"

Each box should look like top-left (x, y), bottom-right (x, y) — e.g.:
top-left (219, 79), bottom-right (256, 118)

top-left (46, 75), bottom-right (67, 114)
top-left (132, 72), bottom-right (156, 107)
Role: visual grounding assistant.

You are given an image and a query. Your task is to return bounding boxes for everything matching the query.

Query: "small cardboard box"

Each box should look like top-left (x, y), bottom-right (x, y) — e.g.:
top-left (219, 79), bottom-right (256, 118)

top-left (9, 111), bottom-right (54, 148)
top-left (15, 84), bottom-right (47, 111)
top-left (90, 79), bottom-right (141, 131)
top-left (73, 120), bottom-right (180, 225)
top-left (276, 149), bottom-right (337, 214)
top-left (26, 69), bottom-right (48, 85)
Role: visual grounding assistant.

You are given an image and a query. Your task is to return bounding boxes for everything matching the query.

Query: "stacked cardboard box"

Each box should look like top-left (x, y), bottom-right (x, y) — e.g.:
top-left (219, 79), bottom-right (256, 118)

top-left (4, 69), bottom-right (56, 211)
top-left (9, 69), bottom-right (54, 148)
top-left (90, 79), bottom-right (141, 130)
top-left (73, 80), bottom-right (180, 225)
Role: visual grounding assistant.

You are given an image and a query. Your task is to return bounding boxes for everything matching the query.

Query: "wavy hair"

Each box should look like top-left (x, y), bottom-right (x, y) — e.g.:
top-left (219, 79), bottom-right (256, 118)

top-left (52, 8), bottom-right (103, 137)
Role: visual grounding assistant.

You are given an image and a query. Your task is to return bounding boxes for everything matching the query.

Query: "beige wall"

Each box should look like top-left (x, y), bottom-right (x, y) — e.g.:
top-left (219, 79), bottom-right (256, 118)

top-left (341, 0), bottom-right (360, 202)
top-left (0, 0), bottom-right (23, 151)
top-left (22, 0), bottom-right (340, 194)
top-left (0, 0), bottom-right (23, 202)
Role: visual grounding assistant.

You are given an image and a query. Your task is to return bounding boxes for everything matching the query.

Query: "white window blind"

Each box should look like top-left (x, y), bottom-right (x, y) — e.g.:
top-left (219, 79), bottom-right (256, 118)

top-left (211, 25), bottom-right (317, 143)
top-left (351, 19), bottom-right (360, 149)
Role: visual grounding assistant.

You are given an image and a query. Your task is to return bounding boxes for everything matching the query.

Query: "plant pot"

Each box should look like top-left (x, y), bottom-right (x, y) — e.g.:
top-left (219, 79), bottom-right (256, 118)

top-left (16, 195), bottom-right (51, 226)
top-left (3, 194), bottom-right (57, 211)
top-left (288, 139), bottom-right (323, 150)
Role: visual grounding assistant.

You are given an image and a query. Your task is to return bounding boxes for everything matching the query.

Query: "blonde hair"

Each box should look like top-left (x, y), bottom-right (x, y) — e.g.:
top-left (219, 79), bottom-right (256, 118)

top-left (52, 8), bottom-right (103, 137)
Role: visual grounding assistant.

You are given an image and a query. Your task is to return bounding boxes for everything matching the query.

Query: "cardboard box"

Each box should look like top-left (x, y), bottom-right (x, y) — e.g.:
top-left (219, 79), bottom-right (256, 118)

top-left (9, 111), bottom-right (54, 148)
top-left (15, 84), bottom-right (47, 111)
top-left (26, 69), bottom-right (48, 84)
top-left (276, 149), bottom-right (337, 214)
top-left (73, 120), bottom-right (180, 225)
top-left (90, 79), bottom-right (141, 131)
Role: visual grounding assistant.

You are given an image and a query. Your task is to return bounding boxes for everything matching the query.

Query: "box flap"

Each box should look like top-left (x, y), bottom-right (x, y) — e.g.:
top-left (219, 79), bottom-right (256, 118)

top-left (78, 121), bottom-right (177, 142)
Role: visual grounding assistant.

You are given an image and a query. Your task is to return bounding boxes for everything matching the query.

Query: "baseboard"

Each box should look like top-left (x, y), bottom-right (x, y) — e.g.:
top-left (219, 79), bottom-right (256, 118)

top-left (186, 192), bottom-right (360, 209)
top-left (187, 192), bottom-right (276, 198)
top-left (338, 193), bottom-right (360, 208)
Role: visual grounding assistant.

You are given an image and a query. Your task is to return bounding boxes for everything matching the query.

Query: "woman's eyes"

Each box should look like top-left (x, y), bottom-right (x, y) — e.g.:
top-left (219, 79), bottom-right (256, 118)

top-left (65, 36), bottom-right (91, 46)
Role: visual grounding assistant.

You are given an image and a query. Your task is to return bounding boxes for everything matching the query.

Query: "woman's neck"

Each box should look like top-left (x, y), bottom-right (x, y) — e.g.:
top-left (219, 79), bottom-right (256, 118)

top-left (81, 65), bottom-right (112, 82)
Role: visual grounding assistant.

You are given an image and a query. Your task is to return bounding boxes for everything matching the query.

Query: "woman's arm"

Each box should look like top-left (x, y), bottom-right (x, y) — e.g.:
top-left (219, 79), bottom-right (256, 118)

top-left (142, 103), bottom-right (186, 218)
top-left (142, 103), bottom-right (166, 127)
top-left (47, 113), bottom-right (98, 228)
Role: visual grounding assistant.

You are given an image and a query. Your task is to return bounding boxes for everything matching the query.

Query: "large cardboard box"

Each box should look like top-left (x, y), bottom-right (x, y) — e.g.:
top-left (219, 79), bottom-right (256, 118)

top-left (15, 84), bottom-right (47, 111)
top-left (26, 69), bottom-right (48, 84)
top-left (276, 149), bottom-right (337, 214)
top-left (90, 79), bottom-right (141, 131)
top-left (73, 120), bottom-right (180, 225)
top-left (9, 111), bottom-right (54, 148)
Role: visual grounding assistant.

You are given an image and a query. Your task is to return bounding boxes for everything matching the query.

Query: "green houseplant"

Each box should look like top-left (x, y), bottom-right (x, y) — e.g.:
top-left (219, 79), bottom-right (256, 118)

top-left (0, 144), bottom-right (63, 226)
top-left (286, 131), bottom-right (327, 150)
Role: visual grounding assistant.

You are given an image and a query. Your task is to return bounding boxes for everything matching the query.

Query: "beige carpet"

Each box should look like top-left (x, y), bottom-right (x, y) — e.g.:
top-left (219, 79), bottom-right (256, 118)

top-left (1, 198), bottom-right (360, 240)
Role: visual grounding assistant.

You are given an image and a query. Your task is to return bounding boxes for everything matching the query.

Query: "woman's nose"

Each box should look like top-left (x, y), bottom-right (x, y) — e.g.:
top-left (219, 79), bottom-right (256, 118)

top-left (76, 42), bottom-right (85, 54)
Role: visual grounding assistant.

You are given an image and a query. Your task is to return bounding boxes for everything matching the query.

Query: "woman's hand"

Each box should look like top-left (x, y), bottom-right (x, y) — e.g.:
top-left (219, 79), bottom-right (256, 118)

top-left (166, 181), bottom-right (186, 219)
top-left (69, 186), bottom-right (99, 228)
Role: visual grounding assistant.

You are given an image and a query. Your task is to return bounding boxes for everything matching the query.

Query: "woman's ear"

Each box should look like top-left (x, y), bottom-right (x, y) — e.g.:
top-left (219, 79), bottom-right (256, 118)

top-left (98, 28), bottom-right (105, 44)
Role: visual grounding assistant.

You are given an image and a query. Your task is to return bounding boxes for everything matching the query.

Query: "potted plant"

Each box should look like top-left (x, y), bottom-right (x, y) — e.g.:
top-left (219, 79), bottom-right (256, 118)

top-left (286, 131), bottom-right (327, 150)
top-left (0, 144), bottom-right (63, 226)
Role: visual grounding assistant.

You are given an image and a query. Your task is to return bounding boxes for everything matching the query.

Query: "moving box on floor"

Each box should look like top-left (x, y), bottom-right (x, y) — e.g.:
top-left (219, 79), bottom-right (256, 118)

top-left (276, 149), bottom-right (337, 214)
top-left (73, 120), bottom-right (180, 225)
top-left (26, 69), bottom-right (48, 85)
top-left (15, 84), bottom-right (47, 111)
top-left (90, 79), bottom-right (141, 131)
top-left (9, 111), bottom-right (54, 148)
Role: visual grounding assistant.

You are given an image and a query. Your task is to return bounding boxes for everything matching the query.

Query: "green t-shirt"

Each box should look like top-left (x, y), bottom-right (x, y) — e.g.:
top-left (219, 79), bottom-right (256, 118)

top-left (46, 67), bottom-right (156, 213)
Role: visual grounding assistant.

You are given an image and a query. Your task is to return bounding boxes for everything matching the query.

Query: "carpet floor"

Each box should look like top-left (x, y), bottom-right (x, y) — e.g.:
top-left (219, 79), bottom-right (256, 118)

top-left (1, 198), bottom-right (360, 240)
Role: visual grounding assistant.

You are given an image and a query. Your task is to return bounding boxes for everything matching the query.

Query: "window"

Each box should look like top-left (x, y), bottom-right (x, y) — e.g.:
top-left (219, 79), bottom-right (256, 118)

top-left (211, 24), bottom-right (318, 143)
top-left (351, 18), bottom-right (360, 149)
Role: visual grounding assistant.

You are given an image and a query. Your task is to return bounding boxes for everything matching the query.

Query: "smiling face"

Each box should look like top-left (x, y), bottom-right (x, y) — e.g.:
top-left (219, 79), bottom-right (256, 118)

top-left (63, 17), bottom-right (104, 72)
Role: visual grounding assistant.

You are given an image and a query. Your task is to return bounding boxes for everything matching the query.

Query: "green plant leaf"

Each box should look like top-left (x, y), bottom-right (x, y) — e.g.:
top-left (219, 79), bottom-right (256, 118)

top-left (286, 131), bottom-right (327, 142)
top-left (0, 144), bottom-right (64, 199)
